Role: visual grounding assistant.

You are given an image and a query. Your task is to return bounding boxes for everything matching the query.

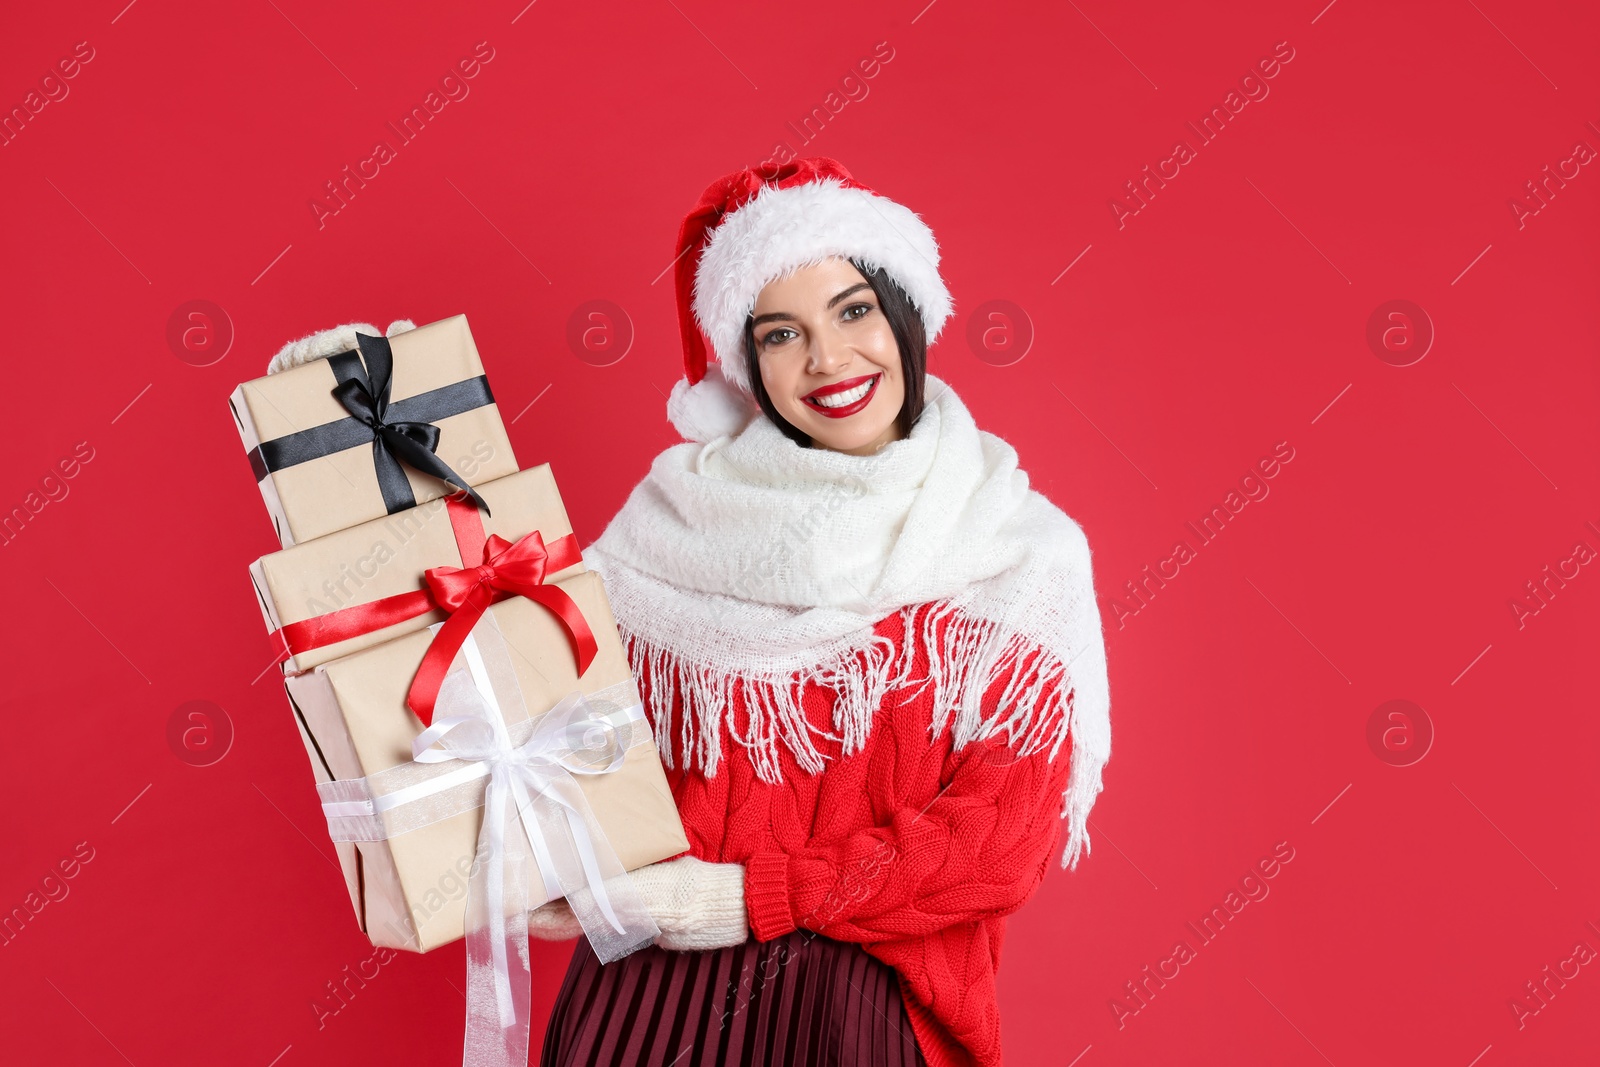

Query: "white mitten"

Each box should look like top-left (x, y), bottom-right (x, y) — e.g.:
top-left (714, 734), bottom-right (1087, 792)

top-left (526, 856), bottom-right (749, 951)
top-left (266, 318), bottom-right (416, 374)
top-left (628, 854), bottom-right (749, 951)
top-left (527, 897), bottom-right (583, 942)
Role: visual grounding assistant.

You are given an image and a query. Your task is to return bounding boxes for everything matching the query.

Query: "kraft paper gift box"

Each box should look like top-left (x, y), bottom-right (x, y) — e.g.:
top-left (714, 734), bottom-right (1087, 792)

top-left (249, 464), bottom-right (581, 673)
top-left (229, 314), bottom-right (518, 547)
top-left (284, 578), bottom-right (690, 953)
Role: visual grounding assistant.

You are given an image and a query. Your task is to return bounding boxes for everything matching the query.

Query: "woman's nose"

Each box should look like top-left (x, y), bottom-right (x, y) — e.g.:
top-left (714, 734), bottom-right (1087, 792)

top-left (808, 329), bottom-right (850, 375)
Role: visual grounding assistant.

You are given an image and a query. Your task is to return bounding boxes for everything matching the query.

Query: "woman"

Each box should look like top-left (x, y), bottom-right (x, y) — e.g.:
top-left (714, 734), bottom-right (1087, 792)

top-left (532, 158), bottom-right (1113, 1067)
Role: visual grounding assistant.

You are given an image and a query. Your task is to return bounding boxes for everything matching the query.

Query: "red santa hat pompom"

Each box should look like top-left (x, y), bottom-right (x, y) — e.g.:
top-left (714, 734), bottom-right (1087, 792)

top-left (667, 157), bottom-right (953, 442)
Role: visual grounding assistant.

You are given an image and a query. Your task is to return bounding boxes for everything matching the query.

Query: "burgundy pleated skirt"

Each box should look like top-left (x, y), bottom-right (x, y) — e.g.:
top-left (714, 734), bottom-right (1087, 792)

top-left (539, 930), bottom-right (929, 1066)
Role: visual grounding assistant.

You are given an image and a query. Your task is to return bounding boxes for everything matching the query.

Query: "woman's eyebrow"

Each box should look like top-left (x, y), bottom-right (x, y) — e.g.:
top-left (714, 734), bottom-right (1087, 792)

top-left (826, 282), bottom-right (873, 309)
top-left (752, 283), bottom-right (874, 327)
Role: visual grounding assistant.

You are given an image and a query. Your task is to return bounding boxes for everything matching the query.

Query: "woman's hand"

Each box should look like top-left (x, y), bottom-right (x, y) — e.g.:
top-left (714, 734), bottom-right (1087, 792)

top-left (527, 855), bottom-right (749, 951)
top-left (630, 854), bottom-right (749, 951)
top-left (266, 318), bottom-right (414, 374)
top-left (528, 897), bottom-right (583, 941)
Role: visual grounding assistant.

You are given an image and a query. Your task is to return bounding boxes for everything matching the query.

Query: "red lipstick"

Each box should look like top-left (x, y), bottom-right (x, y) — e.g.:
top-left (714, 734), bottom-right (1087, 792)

top-left (802, 373), bottom-right (880, 419)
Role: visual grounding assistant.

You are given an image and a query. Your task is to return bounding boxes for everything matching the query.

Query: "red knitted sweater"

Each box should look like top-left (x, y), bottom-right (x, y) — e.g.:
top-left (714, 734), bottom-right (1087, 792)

top-left (641, 602), bottom-right (1077, 1067)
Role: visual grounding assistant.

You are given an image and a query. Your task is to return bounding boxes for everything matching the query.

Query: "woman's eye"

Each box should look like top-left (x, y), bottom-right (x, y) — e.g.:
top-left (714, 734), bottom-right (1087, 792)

top-left (842, 302), bottom-right (874, 321)
top-left (762, 327), bottom-right (796, 347)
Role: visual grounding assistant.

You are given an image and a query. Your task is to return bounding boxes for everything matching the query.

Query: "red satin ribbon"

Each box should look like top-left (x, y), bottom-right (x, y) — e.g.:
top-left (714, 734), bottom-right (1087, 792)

top-left (406, 529), bottom-right (598, 724)
top-left (274, 587), bottom-right (438, 660)
top-left (272, 495), bottom-right (592, 724)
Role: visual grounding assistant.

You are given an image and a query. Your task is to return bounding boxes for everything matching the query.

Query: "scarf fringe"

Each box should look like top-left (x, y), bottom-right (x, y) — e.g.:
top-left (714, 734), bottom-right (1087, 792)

top-left (620, 601), bottom-right (1101, 870)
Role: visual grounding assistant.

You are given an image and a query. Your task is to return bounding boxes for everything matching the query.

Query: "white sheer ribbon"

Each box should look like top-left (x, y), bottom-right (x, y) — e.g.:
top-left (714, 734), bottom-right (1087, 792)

top-left (315, 613), bottom-right (659, 1067)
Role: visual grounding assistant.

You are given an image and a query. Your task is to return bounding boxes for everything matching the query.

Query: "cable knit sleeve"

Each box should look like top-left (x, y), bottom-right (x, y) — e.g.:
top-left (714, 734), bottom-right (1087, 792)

top-left (742, 716), bottom-right (1074, 944)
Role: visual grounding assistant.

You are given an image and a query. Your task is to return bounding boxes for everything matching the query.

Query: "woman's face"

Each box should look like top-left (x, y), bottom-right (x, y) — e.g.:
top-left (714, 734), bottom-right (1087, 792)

top-left (751, 257), bottom-right (905, 455)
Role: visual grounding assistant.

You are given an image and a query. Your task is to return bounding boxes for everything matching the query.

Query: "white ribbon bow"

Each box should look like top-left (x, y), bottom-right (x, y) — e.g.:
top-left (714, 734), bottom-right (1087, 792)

top-left (319, 615), bottom-right (659, 1067)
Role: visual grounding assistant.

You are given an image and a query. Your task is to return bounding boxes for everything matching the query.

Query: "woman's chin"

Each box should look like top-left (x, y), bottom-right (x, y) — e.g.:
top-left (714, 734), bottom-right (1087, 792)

top-left (802, 412), bottom-right (898, 454)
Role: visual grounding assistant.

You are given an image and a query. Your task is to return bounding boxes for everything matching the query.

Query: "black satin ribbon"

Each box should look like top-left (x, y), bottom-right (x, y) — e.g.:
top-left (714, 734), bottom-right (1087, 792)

top-left (250, 332), bottom-right (492, 516)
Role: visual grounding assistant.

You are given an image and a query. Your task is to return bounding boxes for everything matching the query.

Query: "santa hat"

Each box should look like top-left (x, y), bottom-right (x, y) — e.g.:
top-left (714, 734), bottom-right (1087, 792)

top-left (667, 157), bottom-right (954, 442)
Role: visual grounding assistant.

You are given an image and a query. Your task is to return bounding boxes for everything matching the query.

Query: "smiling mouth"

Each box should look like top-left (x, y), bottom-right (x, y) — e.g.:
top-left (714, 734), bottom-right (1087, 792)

top-left (802, 373), bottom-right (881, 418)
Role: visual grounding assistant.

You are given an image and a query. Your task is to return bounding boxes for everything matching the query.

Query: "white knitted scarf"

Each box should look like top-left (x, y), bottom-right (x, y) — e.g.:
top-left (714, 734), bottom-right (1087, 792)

top-left (584, 376), bottom-right (1111, 869)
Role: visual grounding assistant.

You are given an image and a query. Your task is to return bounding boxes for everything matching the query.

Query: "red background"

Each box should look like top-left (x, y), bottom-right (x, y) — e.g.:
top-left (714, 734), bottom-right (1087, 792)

top-left (2, 1), bottom-right (1596, 1064)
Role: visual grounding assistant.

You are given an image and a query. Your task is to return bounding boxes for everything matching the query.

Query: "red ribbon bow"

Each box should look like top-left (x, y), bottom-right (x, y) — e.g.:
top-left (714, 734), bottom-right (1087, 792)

top-left (268, 494), bottom-right (594, 725)
top-left (407, 529), bottom-right (598, 724)
top-left (425, 532), bottom-right (559, 613)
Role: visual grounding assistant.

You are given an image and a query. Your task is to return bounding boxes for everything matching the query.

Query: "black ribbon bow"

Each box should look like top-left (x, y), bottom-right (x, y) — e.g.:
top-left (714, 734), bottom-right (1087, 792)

top-left (331, 333), bottom-right (490, 515)
top-left (251, 332), bottom-right (493, 517)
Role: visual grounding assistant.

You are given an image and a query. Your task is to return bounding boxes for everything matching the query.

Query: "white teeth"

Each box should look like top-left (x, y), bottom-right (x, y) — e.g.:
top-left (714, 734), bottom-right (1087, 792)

top-left (810, 377), bottom-right (875, 409)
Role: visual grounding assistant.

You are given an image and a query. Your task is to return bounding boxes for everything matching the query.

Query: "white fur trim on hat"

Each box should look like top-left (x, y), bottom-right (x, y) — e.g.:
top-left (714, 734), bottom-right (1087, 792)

top-left (667, 362), bottom-right (760, 443)
top-left (266, 318), bottom-right (417, 374)
top-left (691, 178), bottom-right (952, 395)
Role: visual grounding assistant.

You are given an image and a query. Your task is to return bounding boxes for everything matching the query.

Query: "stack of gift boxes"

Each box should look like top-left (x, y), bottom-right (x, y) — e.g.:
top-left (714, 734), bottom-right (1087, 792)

top-left (230, 314), bottom-right (688, 955)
